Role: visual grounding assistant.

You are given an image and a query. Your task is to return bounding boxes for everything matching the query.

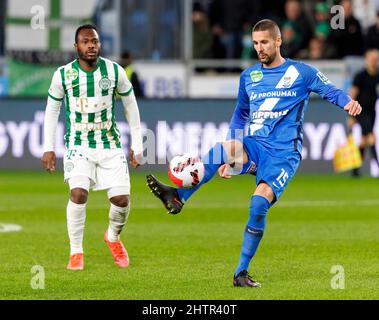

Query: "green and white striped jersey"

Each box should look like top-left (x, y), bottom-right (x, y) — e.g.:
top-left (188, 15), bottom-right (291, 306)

top-left (48, 57), bottom-right (133, 149)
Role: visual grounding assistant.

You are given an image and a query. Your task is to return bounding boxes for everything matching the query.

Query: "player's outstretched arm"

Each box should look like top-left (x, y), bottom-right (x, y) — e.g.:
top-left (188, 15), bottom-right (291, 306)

top-left (42, 70), bottom-right (64, 173)
top-left (118, 64), bottom-right (143, 168)
top-left (227, 73), bottom-right (250, 140)
top-left (343, 100), bottom-right (362, 117)
top-left (120, 92), bottom-right (143, 168)
top-left (42, 97), bottom-right (62, 173)
top-left (299, 63), bottom-right (356, 111)
top-left (121, 92), bottom-right (143, 167)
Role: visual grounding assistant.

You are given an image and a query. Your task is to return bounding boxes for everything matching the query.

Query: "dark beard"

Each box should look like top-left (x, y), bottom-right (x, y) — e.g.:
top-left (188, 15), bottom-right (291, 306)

top-left (261, 54), bottom-right (275, 66)
top-left (77, 48), bottom-right (100, 65)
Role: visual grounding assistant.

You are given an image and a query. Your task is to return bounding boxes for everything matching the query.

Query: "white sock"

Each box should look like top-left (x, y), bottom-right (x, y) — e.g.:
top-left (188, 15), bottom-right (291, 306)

top-left (107, 203), bottom-right (130, 242)
top-left (66, 200), bottom-right (86, 255)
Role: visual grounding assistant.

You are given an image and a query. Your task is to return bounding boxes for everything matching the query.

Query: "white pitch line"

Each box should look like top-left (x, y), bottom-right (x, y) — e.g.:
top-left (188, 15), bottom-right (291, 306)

top-left (1, 199), bottom-right (379, 211)
top-left (276, 199), bottom-right (379, 208)
top-left (0, 223), bottom-right (23, 233)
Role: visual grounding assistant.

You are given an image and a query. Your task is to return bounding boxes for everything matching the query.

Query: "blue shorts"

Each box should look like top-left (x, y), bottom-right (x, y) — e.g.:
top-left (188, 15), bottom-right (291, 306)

top-left (239, 136), bottom-right (301, 202)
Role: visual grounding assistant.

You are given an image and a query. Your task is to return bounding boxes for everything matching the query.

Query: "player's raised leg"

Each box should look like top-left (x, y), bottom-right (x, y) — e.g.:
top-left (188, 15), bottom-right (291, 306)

top-left (233, 182), bottom-right (274, 288)
top-left (66, 176), bottom-right (90, 270)
top-left (104, 190), bottom-right (130, 268)
top-left (147, 140), bottom-right (246, 214)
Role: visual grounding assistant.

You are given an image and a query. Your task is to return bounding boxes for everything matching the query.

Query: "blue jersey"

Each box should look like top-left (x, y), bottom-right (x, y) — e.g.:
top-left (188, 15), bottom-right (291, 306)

top-left (229, 59), bottom-right (351, 154)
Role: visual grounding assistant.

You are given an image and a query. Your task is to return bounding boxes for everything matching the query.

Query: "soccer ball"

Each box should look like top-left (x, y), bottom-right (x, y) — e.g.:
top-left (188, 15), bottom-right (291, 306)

top-left (168, 154), bottom-right (205, 188)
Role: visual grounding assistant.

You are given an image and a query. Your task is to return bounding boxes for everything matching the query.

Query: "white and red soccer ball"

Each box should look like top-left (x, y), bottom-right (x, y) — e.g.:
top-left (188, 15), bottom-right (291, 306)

top-left (168, 154), bottom-right (205, 188)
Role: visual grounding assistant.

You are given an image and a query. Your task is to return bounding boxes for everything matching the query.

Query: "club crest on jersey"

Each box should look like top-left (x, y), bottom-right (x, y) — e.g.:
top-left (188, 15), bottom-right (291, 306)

top-left (65, 69), bottom-right (78, 81)
top-left (99, 76), bottom-right (112, 90)
top-left (250, 70), bottom-right (263, 83)
top-left (283, 76), bottom-right (291, 88)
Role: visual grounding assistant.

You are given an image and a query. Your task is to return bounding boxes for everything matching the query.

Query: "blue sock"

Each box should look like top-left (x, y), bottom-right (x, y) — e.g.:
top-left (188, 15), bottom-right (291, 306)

top-left (235, 195), bottom-right (270, 276)
top-left (177, 142), bottom-right (226, 202)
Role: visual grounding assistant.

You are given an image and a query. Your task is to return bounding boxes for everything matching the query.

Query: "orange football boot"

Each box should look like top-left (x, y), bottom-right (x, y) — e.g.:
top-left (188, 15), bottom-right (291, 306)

top-left (104, 231), bottom-right (129, 268)
top-left (67, 253), bottom-right (84, 270)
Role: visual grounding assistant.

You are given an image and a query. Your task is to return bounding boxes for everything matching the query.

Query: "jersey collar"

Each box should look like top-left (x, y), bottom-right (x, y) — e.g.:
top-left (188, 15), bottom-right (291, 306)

top-left (75, 57), bottom-right (101, 74)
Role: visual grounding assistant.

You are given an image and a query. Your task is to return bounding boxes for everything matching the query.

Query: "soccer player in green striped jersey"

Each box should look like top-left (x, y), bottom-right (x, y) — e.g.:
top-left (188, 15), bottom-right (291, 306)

top-left (42, 25), bottom-right (143, 270)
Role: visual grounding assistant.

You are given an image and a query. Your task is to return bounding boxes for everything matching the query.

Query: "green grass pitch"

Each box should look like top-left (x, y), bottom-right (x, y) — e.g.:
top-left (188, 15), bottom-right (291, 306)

top-left (0, 170), bottom-right (378, 300)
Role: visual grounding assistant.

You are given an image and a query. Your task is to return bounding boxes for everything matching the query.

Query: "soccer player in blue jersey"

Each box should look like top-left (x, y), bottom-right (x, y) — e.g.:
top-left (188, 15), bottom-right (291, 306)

top-left (146, 19), bottom-right (362, 287)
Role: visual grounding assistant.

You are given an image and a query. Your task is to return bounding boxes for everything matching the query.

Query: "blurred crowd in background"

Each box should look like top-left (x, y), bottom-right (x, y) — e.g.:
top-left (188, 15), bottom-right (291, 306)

top-left (2, 0), bottom-right (378, 62)
top-left (1, 0), bottom-right (379, 98)
top-left (193, 0), bottom-right (379, 60)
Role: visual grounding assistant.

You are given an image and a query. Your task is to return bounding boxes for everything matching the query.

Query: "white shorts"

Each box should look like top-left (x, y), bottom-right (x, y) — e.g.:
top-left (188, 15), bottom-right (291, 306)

top-left (63, 147), bottom-right (130, 194)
